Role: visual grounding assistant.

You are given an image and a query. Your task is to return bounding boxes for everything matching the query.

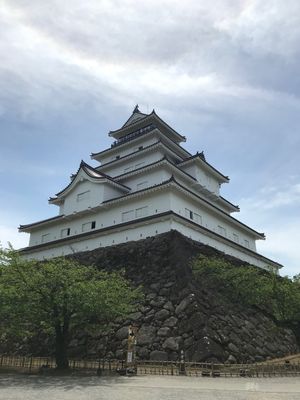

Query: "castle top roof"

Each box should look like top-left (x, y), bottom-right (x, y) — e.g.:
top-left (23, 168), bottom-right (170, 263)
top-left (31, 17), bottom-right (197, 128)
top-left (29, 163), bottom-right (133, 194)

top-left (108, 108), bottom-right (186, 144)
top-left (121, 105), bottom-right (148, 128)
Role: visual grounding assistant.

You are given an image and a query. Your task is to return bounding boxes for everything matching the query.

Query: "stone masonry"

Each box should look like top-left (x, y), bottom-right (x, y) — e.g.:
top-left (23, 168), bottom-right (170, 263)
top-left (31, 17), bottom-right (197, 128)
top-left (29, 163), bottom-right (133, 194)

top-left (67, 230), bottom-right (299, 363)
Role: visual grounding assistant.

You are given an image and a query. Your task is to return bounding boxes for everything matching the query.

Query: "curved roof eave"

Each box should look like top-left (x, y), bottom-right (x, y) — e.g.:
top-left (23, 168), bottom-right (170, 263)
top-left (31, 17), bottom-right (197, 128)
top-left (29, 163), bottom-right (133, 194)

top-left (49, 161), bottom-right (130, 203)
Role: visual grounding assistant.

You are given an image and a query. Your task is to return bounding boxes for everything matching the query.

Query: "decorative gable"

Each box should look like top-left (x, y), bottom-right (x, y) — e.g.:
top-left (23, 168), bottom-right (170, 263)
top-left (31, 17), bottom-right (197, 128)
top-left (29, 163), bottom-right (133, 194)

top-left (49, 161), bottom-right (130, 215)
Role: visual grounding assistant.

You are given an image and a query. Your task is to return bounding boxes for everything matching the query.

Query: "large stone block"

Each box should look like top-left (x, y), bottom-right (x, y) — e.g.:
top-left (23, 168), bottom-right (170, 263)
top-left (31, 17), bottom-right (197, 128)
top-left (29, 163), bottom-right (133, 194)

top-left (150, 350), bottom-right (168, 361)
top-left (137, 325), bottom-right (156, 346)
top-left (162, 337), bottom-right (181, 352)
top-left (185, 337), bottom-right (226, 362)
top-left (155, 309), bottom-right (170, 321)
top-left (115, 326), bottom-right (129, 341)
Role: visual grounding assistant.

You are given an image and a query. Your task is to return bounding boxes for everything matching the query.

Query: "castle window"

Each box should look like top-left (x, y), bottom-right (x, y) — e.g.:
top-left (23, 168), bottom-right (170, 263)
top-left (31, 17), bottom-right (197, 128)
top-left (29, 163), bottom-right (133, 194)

top-left (136, 206), bottom-right (148, 218)
top-left (218, 225), bottom-right (226, 236)
top-left (116, 155), bottom-right (120, 159)
top-left (193, 213), bottom-right (202, 224)
top-left (82, 221), bottom-right (96, 232)
top-left (185, 208), bottom-right (193, 220)
top-left (60, 228), bottom-right (70, 238)
top-left (77, 190), bottom-right (90, 202)
top-left (41, 233), bottom-right (50, 243)
top-left (124, 166), bottom-right (132, 173)
top-left (233, 233), bottom-right (239, 243)
top-left (244, 239), bottom-right (250, 248)
top-left (122, 210), bottom-right (134, 222)
top-left (138, 146), bottom-right (143, 150)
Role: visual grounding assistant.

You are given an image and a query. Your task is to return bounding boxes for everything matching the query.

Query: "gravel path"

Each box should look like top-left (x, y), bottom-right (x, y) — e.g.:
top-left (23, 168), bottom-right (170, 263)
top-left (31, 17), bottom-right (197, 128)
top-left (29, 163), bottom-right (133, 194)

top-left (0, 373), bottom-right (300, 400)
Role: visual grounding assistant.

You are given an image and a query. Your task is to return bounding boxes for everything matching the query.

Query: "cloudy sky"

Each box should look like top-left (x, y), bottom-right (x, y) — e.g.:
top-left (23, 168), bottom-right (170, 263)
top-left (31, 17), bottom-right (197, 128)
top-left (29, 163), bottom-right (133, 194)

top-left (1, 0), bottom-right (299, 276)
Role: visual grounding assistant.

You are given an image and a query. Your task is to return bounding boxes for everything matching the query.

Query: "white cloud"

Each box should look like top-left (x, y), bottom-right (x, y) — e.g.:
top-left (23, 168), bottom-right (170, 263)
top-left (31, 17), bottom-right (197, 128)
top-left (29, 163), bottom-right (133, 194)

top-left (238, 181), bottom-right (300, 277)
top-left (0, 225), bottom-right (28, 250)
top-left (217, 0), bottom-right (300, 58)
top-left (241, 182), bottom-right (300, 211)
top-left (257, 222), bottom-right (300, 277)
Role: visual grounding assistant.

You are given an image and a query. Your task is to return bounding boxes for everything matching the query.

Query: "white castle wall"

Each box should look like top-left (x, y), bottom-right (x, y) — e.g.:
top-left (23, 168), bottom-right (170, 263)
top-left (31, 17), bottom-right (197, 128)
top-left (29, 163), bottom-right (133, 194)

top-left (98, 133), bottom-right (159, 164)
top-left (29, 190), bottom-right (172, 246)
top-left (24, 215), bottom-right (273, 272)
top-left (59, 179), bottom-right (123, 216)
top-left (170, 189), bottom-right (257, 251)
top-left (180, 163), bottom-right (221, 195)
top-left (27, 188), bottom-right (259, 265)
top-left (101, 147), bottom-right (166, 178)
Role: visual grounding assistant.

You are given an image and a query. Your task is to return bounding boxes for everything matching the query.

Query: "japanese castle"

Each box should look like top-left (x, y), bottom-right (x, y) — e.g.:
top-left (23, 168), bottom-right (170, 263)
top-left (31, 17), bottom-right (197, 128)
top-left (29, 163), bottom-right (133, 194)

top-left (19, 106), bottom-right (281, 271)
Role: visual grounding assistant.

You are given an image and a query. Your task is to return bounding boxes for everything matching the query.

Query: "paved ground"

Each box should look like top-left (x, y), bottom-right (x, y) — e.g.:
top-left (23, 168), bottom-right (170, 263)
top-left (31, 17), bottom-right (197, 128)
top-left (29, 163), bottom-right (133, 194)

top-left (0, 373), bottom-right (300, 400)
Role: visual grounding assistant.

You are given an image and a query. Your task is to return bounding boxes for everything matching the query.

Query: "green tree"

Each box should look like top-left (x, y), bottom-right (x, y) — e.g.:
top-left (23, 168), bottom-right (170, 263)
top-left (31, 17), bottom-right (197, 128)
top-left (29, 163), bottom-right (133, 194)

top-left (0, 246), bottom-right (142, 369)
top-left (192, 255), bottom-right (300, 324)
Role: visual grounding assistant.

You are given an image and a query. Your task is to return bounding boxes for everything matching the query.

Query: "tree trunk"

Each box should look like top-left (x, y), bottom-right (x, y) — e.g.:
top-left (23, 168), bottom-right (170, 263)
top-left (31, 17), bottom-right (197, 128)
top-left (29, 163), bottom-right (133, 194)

top-left (55, 321), bottom-right (69, 370)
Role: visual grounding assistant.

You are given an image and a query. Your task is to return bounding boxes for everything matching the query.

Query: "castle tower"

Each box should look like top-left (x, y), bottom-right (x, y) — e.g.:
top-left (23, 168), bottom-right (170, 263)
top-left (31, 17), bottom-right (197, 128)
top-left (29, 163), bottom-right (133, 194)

top-left (19, 106), bottom-right (281, 271)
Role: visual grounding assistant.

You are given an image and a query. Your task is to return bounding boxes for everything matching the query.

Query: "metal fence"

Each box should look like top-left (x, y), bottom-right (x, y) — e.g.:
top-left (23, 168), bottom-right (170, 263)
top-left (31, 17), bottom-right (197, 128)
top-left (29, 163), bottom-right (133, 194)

top-left (1, 355), bottom-right (300, 377)
top-left (0, 355), bottom-right (123, 374)
top-left (136, 360), bottom-right (300, 377)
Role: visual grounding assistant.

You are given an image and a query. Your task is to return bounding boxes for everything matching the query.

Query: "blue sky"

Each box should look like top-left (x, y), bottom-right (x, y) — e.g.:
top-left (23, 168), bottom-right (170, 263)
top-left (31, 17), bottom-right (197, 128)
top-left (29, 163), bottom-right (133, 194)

top-left (0, 0), bottom-right (299, 276)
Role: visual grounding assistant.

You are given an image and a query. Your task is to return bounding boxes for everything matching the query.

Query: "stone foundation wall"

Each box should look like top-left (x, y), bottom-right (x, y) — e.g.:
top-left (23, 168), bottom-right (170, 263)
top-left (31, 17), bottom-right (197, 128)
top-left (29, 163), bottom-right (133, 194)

top-left (69, 230), bottom-right (298, 363)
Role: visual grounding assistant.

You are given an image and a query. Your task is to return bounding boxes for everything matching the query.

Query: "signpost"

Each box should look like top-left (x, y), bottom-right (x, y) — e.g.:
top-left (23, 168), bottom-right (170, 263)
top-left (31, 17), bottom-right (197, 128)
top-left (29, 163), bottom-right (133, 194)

top-left (126, 325), bottom-right (138, 374)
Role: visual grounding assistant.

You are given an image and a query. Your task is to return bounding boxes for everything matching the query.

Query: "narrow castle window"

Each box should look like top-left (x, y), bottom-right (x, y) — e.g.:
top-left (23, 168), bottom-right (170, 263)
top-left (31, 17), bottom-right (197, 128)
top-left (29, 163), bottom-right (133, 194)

top-left (135, 206), bottom-right (148, 218)
top-left (122, 210), bottom-right (134, 222)
top-left (77, 190), bottom-right (90, 202)
top-left (185, 208), bottom-right (193, 220)
top-left (193, 213), bottom-right (202, 224)
top-left (61, 228), bottom-right (70, 238)
top-left (233, 233), bottom-right (239, 243)
top-left (218, 225), bottom-right (226, 236)
top-left (82, 221), bottom-right (96, 232)
top-left (41, 233), bottom-right (50, 243)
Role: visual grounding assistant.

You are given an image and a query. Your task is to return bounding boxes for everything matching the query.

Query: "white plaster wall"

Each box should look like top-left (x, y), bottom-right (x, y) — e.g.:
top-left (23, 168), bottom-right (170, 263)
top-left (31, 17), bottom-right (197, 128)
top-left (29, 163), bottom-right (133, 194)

top-left (180, 163), bottom-right (220, 195)
top-left (102, 184), bottom-right (124, 201)
top-left (169, 220), bottom-right (272, 271)
top-left (98, 134), bottom-right (159, 164)
top-left (25, 215), bottom-right (273, 271)
top-left (120, 167), bottom-right (170, 191)
top-left (62, 180), bottom-right (103, 215)
top-left (29, 185), bottom-right (257, 253)
top-left (180, 163), bottom-right (197, 179)
top-left (101, 148), bottom-right (165, 177)
top-left (195, 166), bottom-right (220, 195)
top-left (61, 180), bottom-right (123, 216)
top-left (25, 219), bottom-right (173, 261)
top-left (29, 191), bottom-right (171, 247)
top-left (169, 190), bottom-right (257, 251)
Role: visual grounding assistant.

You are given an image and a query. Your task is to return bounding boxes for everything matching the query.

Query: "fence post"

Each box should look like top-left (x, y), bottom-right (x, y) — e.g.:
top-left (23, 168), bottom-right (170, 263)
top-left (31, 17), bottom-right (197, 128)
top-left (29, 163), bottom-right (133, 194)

top-left (29, 357), bottom-right (33, 373)
top-left (179, 350), bottom-right (186, 375)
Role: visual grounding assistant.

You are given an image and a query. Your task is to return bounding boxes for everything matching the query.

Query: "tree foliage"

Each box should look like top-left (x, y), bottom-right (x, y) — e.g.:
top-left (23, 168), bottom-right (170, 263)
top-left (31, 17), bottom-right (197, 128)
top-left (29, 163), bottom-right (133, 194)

top-left (0, 246), bottom-right (142, 369)
top-left (192, 255), bottom-right (300, 324)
